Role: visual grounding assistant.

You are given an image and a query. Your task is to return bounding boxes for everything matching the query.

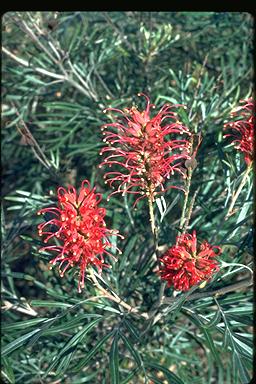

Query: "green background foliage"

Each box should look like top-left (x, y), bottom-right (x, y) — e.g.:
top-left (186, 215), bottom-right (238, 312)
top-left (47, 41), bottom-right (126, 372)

top-left (1, 11), bottom-right (253, 383)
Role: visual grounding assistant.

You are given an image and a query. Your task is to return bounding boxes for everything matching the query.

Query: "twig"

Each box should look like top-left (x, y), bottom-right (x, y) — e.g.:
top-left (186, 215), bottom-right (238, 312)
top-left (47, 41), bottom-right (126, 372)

top-left (2, 47), bottom-right (65, 80)
top-left (11, 103), bottom-right (57, 174)
top-left (89, 268), bottom-right (148, 319)
top-left (145, 193), bottom-right (166, 323)
top-left (102, 13), bottom-right (135, 52)
top-left (3, 14), bottom-right (98, 101)
top-left (183, 187), bottom-right (199, 232)
top-left (66, 60), bottom-right (98, 101)
top-left (188, 53), bottom-right (209, 120)
top-left (18, 16), bottom-right (60, 65)
top-left (147, 194), bottom-right (157, 246)
top-left (225, 163), bottom-right (252, 219)
top-left (144, 279), bottom-right (253, 329)
top-left (179, 133), bottom-right (202, 233)
top-left (2, 300), bottom-right (38, 317)
top-left (93, 66), bottom-right (115, 99)
top-left (163, 278), bottom-right (252, 305)
top-left (179, 167), bottom-right (192, 231)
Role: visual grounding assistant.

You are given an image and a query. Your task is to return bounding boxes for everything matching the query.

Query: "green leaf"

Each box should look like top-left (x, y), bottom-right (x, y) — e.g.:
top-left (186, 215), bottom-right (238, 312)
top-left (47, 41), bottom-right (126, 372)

top-left (147, 374), bottom-right (163, 384)
top-left (119, 236), bottom-right (137, 271)
top-left (144, 361), bottom-right (185, 384)
top-left (201, 327), bottom-right (223, 368)
top-left (72, 331), bottom-right (114, 373)
top-left (233, 352), bottom-right (251, 384)
top-left (82, 301), bottom-right (121, 314)
top-left (226, 313), bottom-right (252, 326)
top-left (164, 285), bottom-right (198, 318)
top-left (216, 299), bottom-right (252, 381)
top-left (43, 314), bottom-right (103, 336)
top-left (120, 368), bottom-right (140, 384)
top-left (2, 329), bottom-right (40, 356)
top-left (123, 319), bottom-right (140, 342)
top-left (45, 317), bottom-right (102, 375)
top-left (177, 107), bottom-right (190, 126)
top-left (110, 333), bottom-right (120, 384)
top-left (183, 309), bottom-right (223, 367)
top-left (2, 318), bottom-right (48, 331)
top-left (1, 357), bottom-right (15, 383)
top-left (231, 336), bottom-right (253, 359)
top-left (119, 332), bottom-right (142, 368)
top-left (202, 311), bottom-right (221, 329)
top-left (30, 300), bottom-right (72, 308)
top-left (55, 350), bottom-right (75, 376)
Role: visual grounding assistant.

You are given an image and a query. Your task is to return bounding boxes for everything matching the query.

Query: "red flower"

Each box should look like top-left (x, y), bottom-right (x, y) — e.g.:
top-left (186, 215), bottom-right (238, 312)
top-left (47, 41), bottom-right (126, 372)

top-left (224, 97), bottom-right (254, 165)
top-left (37, 180), bottom-right (123, 292)
top-left (99, 93), bottom-right (192, 205)
top-left (159, 231), bottom-right (221, 291)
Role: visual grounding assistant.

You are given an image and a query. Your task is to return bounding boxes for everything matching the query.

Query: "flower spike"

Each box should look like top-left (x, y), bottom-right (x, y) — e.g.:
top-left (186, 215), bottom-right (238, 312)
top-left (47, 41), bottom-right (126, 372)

top-left (224, 97), bottom-right (254, 165)
top-left (159, 230), bottom-right (221, 291)
top-left (37, 180), bottom-right (123, 292)
top-left (100, 93), bottom-right (192, 204)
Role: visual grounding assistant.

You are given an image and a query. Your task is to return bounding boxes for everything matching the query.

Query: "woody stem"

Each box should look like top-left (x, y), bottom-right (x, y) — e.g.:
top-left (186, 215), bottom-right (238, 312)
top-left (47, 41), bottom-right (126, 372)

top-left (147, 191), bottom-right (166, 321)
top-left (147, 193), bottom-right (159, 256)
top-left (89, 268), bottom-right (148, 318)
top-left (180, 167), bottom-right (192, 232)
top-left (148, 195), bottom-right (156, 238)
top-left (225, 163), bottom-right (252, 219)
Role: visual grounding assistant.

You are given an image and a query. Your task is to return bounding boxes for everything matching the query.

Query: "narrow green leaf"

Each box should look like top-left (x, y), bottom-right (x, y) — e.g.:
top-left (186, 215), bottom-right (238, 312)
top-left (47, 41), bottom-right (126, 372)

top-left (45, 317), bottom-right (102, 375)
top-left (2, 329), bottom-right (40, 356)
top-left (145, 361), bottom-right (185, 384)
top-left (232, 336), bottom-right (253, 359)
top-left (202, 311), bottom-right (221, 329)
top-left (202, 328), bottom-right (223, 368)
top-left (72, 331), bottom-right (114, 373)
top-left (2, 318), bottom-right (48, 331)
top-left (119, 332), bottom-right (142, 368)
top-left (55, 350), bottom-right (75, 376)
top-left (119, 236), bottom-right (137, 271)
top-left (120, 368), bottom-right (140, 384)
top-left (43, 314), bottom-right (103, 336)
top-left (233, 352), bottom-right (251, 384)
top-left (30, 300), bottom-right (72, 308)
top-left (147, 374), bottom-right (163, 384)
top-left (1, 357), bottom-right (15, 384)
top-left (123, 319), bottom-right (140, 342)
top-left (110, 333), bottom-right (120, 384)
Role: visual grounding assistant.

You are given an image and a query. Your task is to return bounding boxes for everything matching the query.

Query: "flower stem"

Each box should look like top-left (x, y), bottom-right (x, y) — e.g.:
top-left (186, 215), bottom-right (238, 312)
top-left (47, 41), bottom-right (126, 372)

top-left (147, 193), bottom-right (160, 260)
top-left (179, 167), bottom-right (192, 232)
top-left (184, 187), bottom-right (199, 231)
top-left (147, 195), bottom-right (157, 242)
top-left (89, 268), bottom-right (147, 318)
top-left (163, 277), bottom-right (252, 304)
top-left (225, 163), bottom-right (252, 220)
top-left (146, 193), bottom-right (166, 322)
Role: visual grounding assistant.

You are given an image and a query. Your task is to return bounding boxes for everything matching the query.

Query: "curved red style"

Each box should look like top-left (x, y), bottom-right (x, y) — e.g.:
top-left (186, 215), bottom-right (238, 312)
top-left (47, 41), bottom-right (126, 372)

top-left (37, 180), bottom-right (123, 292)
top-left (224, 97), bottom-right (254, 165)
top-left (159, 230), bottom-right (221, 291)
top-left (99, 93), bottom-right (192, 205)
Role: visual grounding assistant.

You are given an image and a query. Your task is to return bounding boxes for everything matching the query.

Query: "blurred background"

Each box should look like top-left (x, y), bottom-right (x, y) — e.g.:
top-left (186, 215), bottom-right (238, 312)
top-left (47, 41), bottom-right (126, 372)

top-left (1, 12), bottom-right (253, 384)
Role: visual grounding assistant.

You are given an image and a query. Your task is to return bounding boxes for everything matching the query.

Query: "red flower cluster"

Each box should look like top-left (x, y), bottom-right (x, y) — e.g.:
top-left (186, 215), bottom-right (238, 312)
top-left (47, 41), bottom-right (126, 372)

top-left (99, 93), bottom-right (192, 205)
top-left (37, 180), bottom-right (123, 292)
top-left (159, 231), bottom-right (221, 291)
top-left (224, 97), bottom-right (254, 165)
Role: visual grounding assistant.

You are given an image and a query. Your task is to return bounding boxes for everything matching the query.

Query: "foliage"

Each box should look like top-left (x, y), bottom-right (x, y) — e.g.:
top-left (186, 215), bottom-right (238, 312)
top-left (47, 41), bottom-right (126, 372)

top-left (1, 11), bottom-right (253, 384)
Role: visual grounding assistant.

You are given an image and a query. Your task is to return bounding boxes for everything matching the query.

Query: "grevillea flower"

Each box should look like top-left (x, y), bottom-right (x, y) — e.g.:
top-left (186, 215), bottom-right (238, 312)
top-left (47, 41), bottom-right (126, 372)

top-left (224, 97), bottom-right (254, 165)
top-left (159, 231), bottom-right (221, 291)
top-left (99, 93), bottom-right (192, 205)
top-left (37, 180), bottom-right (123, 292)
